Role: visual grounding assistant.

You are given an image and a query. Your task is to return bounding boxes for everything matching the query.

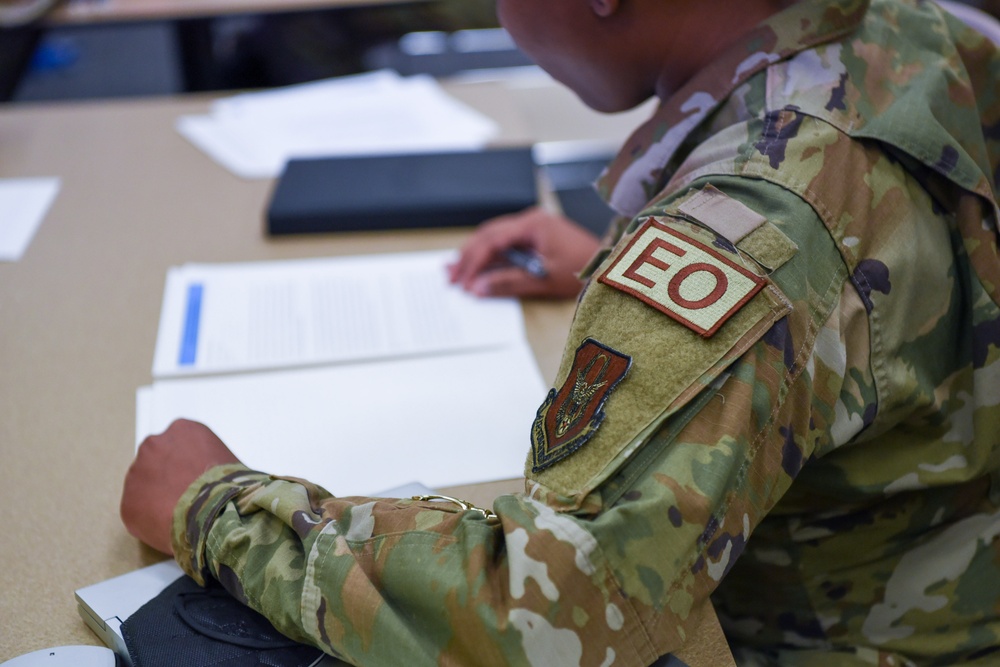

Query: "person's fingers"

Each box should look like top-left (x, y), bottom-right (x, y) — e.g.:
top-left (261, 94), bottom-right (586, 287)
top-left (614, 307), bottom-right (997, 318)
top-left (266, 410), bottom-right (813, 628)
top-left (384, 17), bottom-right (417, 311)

top-left (469, 266), bottom-right (543, 297)
top-left (451, 207), bottom-right (602, 298)
top-left (451, 236), bottom-right (508, 289)
top-left (450, 210), bottom-right (540, 287)
top-left (120, 445), bottom-right (176, 555)
top-left (469, 266), bottom-right (583, 299)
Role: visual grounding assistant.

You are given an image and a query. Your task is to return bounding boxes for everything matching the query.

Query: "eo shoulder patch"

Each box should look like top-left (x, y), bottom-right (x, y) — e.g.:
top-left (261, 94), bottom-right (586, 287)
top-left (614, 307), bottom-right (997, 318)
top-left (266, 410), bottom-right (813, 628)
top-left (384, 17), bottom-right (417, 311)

top-left (599, 218), bottom-right (765, 337)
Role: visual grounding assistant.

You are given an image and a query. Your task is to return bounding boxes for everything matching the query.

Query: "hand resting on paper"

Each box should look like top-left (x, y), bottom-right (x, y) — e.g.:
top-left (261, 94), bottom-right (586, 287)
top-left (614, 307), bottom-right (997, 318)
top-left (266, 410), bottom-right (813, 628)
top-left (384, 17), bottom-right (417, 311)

top-left (448, 207), bottom-right (601, 299)
top-left (121, 419), bottom-right (241, 555)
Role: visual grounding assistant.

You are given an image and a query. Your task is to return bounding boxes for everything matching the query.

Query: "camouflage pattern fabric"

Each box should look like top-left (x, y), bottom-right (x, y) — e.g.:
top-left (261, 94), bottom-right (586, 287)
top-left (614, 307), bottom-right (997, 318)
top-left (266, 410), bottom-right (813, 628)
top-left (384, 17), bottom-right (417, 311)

top-left (172, 0), bottom-right (1000, 665)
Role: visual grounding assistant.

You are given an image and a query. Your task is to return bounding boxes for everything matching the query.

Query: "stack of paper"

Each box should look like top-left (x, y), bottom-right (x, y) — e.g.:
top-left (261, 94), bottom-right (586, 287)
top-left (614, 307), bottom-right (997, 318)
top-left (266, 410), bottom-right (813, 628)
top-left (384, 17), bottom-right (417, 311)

top-left (138, 249), bottom-right (546, 496)
top-left (177, 70), bottom-right (500, 179)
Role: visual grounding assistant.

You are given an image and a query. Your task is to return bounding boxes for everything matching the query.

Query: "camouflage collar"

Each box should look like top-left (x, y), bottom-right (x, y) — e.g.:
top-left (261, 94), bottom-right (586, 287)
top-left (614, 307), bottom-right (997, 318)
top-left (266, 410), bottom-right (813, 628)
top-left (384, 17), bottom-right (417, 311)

top-left (596, 0), bottom-right (870, 218)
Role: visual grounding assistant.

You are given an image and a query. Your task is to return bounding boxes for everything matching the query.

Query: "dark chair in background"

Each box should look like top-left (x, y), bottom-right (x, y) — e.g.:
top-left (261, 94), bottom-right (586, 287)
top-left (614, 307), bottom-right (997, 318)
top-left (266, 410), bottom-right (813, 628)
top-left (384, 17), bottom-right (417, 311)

top-left (1, 26), bottom-right (41, 101)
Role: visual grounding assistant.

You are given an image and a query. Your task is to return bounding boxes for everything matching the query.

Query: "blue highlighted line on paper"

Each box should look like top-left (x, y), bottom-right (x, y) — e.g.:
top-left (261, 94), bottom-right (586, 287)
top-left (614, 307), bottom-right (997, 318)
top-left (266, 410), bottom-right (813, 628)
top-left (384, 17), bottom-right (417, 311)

top-left (178, 283), bottom-right (204, 366)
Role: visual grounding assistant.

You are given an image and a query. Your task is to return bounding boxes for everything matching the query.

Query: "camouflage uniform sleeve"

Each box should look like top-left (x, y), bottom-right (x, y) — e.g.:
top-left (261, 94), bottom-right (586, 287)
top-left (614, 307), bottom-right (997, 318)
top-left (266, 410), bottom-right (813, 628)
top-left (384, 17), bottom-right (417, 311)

top-left (521, 177), bottom-right (858, 657)
top-left (171, 181), bottom-right (852, 665)
top-left (173, 466), bottom-right (662, 665)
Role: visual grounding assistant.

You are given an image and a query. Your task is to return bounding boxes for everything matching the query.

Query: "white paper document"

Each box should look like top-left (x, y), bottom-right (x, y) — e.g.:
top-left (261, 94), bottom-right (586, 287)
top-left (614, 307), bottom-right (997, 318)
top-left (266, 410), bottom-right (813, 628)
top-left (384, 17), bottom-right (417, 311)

top-left (137, 342), bottom-right (544, 496)
top-left (0, 177), bottom-right (60, 261)
top-left (177, 70), bottom-right (499, 179)
top-left (141, 249), bottom-right (547, 494)
top-left (152, 249), bottom-right (525, 378)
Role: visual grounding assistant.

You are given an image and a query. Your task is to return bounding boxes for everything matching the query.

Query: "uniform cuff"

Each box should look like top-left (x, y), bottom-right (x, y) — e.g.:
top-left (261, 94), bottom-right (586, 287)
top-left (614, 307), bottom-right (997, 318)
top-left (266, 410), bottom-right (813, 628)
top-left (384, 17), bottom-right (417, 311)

top-left (171, 463), bottom-right (270, 585)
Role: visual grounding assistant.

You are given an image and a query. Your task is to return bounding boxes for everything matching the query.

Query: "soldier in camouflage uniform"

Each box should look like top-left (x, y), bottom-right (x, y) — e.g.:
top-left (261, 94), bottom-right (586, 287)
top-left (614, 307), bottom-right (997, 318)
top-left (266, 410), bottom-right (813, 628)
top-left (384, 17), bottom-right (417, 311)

top-left (122, 0), bottom-right (1000, 664)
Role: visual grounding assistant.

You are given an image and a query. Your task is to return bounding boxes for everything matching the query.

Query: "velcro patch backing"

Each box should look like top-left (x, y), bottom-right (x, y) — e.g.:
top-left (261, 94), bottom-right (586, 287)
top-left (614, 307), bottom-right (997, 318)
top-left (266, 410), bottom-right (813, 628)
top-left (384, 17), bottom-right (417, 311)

top-left (599, 219), bottom-right (766, 337)
top-left (678, 184), bottom-right (767, 244)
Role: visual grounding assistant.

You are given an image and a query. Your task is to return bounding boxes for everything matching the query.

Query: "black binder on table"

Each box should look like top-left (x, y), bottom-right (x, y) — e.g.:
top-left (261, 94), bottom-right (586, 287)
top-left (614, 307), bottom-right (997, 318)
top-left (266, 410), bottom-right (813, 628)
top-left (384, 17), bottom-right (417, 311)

top-left (266, 147), bottom-right (538, 235)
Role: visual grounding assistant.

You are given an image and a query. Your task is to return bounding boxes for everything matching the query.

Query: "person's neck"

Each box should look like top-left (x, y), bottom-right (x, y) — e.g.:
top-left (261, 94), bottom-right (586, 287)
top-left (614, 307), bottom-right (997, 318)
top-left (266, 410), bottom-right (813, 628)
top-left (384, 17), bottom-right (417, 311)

top-left (651, 0), bottom-right (795, 101)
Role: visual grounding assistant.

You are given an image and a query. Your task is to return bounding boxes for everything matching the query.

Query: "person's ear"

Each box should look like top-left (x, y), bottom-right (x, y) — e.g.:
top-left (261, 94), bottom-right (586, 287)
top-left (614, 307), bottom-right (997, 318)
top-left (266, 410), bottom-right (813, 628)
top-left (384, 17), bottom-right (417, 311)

top-left (589, 0), bottom-right (620, 18)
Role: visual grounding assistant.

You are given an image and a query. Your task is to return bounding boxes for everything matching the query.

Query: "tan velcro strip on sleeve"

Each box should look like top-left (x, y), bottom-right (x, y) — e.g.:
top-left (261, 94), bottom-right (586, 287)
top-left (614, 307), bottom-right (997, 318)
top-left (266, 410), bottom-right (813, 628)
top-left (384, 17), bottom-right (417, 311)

top-left (678, 184), bottom-right (767, 244)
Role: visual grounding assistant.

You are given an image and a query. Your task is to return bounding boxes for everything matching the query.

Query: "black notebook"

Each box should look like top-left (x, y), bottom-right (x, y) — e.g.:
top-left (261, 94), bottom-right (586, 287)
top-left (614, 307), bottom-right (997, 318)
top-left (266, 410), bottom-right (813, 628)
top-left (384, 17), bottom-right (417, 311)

top-left (266, 147), bottom-right (538, 235)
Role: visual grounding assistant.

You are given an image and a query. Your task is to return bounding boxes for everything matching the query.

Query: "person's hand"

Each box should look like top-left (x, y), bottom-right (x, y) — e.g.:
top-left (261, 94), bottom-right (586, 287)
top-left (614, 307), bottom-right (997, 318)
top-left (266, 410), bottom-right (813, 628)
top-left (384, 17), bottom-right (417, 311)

top-left (448, 208), bottom-right (601, 299)
top-left (121, 419), bottom-right (241, 555)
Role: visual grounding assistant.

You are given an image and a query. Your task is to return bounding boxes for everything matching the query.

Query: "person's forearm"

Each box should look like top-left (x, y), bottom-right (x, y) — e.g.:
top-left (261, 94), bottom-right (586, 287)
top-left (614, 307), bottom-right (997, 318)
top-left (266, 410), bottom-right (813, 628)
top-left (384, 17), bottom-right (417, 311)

top-left (173, 467), bottom-right (662, 666)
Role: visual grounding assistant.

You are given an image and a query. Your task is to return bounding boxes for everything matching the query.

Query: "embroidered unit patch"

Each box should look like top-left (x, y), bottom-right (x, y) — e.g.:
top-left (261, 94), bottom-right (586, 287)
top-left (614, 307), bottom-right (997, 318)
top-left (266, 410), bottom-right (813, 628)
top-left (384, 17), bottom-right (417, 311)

top-left (530, 338), bottom-right (632, 473)
top-left (599, 219), bottom-right (766, 337)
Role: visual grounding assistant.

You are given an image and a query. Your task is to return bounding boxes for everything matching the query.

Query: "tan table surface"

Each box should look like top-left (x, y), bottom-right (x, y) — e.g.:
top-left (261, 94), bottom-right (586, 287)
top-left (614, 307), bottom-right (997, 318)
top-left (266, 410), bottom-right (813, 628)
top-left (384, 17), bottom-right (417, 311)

top-left (45, 0), bottom-right (421, 26)
top-left (0, 75), bottom-right (733, 666)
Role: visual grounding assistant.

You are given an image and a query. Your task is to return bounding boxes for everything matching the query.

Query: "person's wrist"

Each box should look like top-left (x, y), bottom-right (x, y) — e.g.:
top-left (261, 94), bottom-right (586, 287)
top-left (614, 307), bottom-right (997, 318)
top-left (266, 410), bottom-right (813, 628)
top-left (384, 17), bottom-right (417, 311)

top-left (171, 463), bottom-right (253, 584)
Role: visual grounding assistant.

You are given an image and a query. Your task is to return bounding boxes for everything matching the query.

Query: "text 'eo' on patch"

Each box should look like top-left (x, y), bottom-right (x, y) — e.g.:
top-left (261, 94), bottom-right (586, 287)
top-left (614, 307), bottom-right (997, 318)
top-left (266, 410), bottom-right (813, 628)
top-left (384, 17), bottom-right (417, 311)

top-left (530, 338), bottom-right (631, 473)
top-left (599, 219), bottom-right (766, 337)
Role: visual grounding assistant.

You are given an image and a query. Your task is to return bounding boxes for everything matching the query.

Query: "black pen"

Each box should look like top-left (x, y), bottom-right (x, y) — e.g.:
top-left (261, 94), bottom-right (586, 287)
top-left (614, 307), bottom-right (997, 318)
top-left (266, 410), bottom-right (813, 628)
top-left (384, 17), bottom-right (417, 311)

top-left (503, 247), bottom-right (548, 279)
